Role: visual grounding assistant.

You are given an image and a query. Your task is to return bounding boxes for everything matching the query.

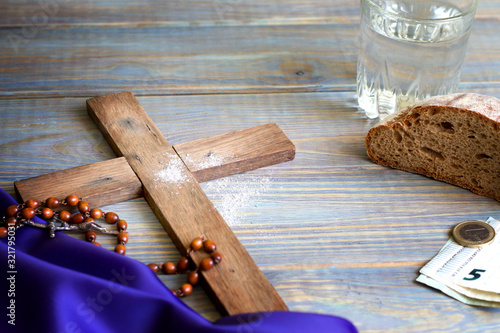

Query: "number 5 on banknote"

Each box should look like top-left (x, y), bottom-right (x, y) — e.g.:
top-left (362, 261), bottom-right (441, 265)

top-left (463, 269), bottom-right (486, 281)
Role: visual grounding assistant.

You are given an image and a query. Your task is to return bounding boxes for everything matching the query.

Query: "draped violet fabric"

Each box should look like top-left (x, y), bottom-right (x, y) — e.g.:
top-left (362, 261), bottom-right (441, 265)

top-left (0, 188), bottom-right (357, 333)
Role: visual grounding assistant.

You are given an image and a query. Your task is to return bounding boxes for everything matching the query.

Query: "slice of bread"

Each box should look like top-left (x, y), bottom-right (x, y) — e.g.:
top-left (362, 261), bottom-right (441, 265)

top-left (365, 93), bottom-right (500, 202)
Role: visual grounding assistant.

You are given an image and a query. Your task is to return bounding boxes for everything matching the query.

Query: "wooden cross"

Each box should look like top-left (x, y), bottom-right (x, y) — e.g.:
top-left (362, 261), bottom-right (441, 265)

top-left (14, 91), bottom-right (295, 316)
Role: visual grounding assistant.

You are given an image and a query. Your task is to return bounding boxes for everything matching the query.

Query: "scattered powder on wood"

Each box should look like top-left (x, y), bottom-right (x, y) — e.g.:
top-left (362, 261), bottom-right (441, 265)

top-left (154, 153), bottom-right (190, 185)
top-left (202, 174), bottom-right (272, 226)
top-left (184, 151), bottom-right (229, 169)
top-left (154, 151), bottom-right (229, 186)
top-left (153, 151), bottom-right (272, 226)
top-left (188, 150), bottom-right (272, 226)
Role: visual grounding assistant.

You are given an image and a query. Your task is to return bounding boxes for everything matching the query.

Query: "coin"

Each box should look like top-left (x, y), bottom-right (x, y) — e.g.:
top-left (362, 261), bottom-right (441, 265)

top-left (452, 220), bottom-right (496, 248)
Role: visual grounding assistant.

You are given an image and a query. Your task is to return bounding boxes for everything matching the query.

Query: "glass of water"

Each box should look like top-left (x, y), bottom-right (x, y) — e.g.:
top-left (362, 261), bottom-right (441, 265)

top-left (357, 0), bottom-right (478, 118)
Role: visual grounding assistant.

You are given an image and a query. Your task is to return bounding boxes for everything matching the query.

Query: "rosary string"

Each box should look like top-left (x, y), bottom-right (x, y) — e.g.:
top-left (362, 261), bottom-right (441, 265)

top-left (1, 194), bottom-right (222, 298)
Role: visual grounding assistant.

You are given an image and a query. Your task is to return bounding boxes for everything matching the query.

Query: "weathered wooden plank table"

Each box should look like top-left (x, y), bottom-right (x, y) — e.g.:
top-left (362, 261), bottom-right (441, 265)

top-left (1, 0), bottom-right (500, 332)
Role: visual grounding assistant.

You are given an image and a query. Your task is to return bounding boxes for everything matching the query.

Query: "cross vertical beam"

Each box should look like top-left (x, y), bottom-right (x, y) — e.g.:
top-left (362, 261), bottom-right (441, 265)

top-left (87, 91), bottom-right (289, 315)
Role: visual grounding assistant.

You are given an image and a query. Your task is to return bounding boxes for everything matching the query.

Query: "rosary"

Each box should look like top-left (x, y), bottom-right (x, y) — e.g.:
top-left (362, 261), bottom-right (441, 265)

top-left (0, 194), bottom-right (222, 297)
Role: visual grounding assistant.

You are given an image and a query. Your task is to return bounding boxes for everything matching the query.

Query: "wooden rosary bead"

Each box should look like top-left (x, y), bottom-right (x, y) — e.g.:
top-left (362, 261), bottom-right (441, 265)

top-left (187, 271), bottom-right (199, 286)
top-left (77, 201), bottom-right (90, 214)
top-left (5, 205), bottom-right (19, 217)
top-left (40, 207), bottom-right (54, 220)
top-left (45, 197), bottom-right (60, 209)
top-left (85, 231), bottom-right (97, 243)
top-left (200, 258), bottom-right (214, 271)
top-left (25, 199), bottom-right (40, 209)
top-left (145, 234), bottom-right (223, 298)
top-left (6, 217), bottom-right (17, 228)
top-left (162, 262), bottom-right (177, 275)
top-left (2, 193), bottom-right (225, 300)
top-left (21, 207), bottom-right (36, 219)
top-left (117, 231), bottom-right (129, 244)
top-left (114, 244), bottom-right (126, 255)
top-left (210, 251), bottom-right (222, 265)
top-left (104, 212), bottom-right (119, 224)
top-left (203, 240), bottom-right (217, 253)
top-left (89, 208), bottom-right (103, 219)
top-left (2, 196), bottom-right (225, 302)
top-left (2, 195), bottom-right (143, 264)
top-left (177, 256), bottom-right (190, 272)
top-left (178, 283), bottom-right (193, 297)
top-left (71, 213), bottom-right (85, 224)
top-left (58, 210), bottom-right (71, 222)
top-left (190, 237), bottom-right (203, 251)
top-left (65, 194), bottom-right (79, 206)
top-left (147, 263), bottom-right (160, 273)
top-left (116, 220), bottom-right (127, 231)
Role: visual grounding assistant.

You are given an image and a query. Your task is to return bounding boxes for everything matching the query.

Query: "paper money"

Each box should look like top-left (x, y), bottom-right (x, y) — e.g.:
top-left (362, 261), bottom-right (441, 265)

top-left (417, 217), bottom-right (500, 307)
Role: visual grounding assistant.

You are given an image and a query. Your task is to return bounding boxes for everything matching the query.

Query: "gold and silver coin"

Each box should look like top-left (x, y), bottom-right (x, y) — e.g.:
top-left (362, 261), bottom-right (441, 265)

top-left (452, 220), bottom-right (496, 248)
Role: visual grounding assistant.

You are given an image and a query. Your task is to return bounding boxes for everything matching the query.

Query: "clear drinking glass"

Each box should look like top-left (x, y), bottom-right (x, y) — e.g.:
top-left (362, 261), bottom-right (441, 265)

top-left (357, 0), bottom-right (478, 118)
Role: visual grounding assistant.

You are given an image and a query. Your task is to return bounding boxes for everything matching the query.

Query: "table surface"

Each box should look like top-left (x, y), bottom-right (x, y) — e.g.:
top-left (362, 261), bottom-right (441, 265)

top-left (1, 1), bottom-right (500, 332)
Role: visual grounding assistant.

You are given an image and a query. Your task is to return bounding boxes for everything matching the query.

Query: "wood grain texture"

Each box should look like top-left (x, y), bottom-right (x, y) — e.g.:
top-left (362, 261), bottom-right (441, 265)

top-left (0, 23), bottom-right (357, 98)
top-left (86, 91), bottom-right (288, 315)
top-left (1, 91), bottom-right (500, 331)
top-left (1, 0), bottom-right (498, 27)
top-left (174, 123), bottom-right (295, 182)
top-left (0, 0), bottom-right (360, 26)
top-left (1, 2), bottom-right (500, 98)
top-left (14, 122), bottom-right (295, 204)
top-left (14, 157), bottom-right (142, 207)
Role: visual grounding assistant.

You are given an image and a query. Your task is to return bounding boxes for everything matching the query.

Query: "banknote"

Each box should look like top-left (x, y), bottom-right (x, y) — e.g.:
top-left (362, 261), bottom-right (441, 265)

top-left (417, 217), bottom-right (500, 307)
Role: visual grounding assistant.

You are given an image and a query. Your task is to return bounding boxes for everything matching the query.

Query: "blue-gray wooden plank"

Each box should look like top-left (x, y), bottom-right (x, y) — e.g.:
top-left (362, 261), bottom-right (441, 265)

top-left (1, 92), bottom-right (500, 330)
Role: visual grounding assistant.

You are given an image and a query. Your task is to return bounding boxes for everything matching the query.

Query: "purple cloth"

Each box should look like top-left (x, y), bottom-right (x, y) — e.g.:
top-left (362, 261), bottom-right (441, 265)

top-left (0, 188), bottom-right (357, 333)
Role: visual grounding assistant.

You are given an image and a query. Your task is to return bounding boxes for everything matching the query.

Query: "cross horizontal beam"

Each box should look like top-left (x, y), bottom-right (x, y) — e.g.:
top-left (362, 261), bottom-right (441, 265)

top-left (15, 123), bottom-right (295, 208)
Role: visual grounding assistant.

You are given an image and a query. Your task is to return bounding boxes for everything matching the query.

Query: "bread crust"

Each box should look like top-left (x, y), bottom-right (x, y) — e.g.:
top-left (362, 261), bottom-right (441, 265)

top-left (365, 93), bottom-right (500, 202)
